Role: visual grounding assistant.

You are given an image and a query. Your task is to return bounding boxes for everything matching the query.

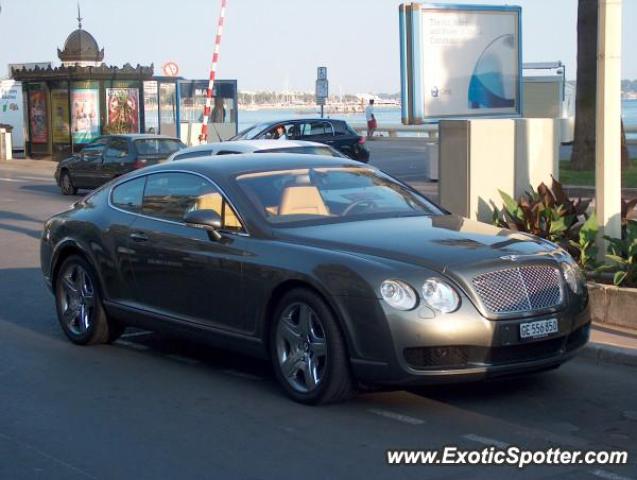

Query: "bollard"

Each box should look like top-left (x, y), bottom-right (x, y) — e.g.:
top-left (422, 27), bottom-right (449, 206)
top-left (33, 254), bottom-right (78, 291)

top-left (0, 128), bottom-right (5, 162)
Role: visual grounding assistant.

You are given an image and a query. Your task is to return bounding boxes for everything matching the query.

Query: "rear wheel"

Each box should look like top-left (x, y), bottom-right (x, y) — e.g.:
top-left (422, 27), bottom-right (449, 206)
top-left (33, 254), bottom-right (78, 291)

top-left (270, 288), bottom-right (354, 404)
top-left (60, 171), bottom-right (77, 195)
top-left (55, 255), bottom-right (124, 345)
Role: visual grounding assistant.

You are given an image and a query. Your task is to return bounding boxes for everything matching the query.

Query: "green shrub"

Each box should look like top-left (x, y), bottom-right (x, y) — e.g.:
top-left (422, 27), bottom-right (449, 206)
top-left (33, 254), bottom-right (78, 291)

top-left (603, 221), bottom-right (637, 287)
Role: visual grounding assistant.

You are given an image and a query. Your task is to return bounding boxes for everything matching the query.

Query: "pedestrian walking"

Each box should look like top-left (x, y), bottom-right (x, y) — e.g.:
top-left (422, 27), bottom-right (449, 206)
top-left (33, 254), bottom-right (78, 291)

top-left (365, 99), bottom-right (377, 139)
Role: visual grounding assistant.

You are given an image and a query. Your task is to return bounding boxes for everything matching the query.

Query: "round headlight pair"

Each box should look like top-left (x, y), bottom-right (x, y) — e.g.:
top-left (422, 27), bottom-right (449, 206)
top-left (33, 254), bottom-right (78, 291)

top-left (561, 261), bottom-right (584, 294)
top-left (380, 278), bottom-right (460, 313)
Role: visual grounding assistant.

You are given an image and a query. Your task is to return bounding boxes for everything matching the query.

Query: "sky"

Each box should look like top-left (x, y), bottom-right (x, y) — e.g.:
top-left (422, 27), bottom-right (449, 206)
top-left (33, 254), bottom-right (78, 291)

top-left (0, 0), bottom-right (635, 93)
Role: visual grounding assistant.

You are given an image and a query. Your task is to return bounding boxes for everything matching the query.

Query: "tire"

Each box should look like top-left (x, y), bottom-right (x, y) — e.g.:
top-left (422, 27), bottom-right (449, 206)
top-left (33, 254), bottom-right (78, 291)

top-left (60, 171), bottom-right (78, 196)
top-left (270, 288), bottom-right (355, 404)
top-left (54, 255), bottom-right (124, 345)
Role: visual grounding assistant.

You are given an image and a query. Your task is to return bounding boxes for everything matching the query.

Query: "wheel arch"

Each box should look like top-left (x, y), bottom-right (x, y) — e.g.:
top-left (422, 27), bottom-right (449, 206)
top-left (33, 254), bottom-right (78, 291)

top-left (50, 240), bottom-right (99, 295)
top-left (262, 279), bottom-right (355, 360)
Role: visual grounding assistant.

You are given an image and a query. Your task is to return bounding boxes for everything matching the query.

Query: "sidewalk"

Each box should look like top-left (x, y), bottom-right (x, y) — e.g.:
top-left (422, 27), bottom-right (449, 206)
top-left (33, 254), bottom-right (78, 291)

top-left (586, 325), bottom-right (637, 367)
top-left (0, 158), bottom-right (58, 172)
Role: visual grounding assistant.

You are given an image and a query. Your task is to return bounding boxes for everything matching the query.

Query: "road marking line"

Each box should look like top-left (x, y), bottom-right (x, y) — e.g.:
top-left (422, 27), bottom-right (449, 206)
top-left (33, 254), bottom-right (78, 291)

top-left (462, 433), bottom-right (510, 449)
top-left (367, 408), bottom-right (425, 425)
top-left (120, 331), bottom-right (153, 339)
top-left (222, 369), bottom-right (264, 381)
top-left (0, 177), bottom-right (26, 183)
top-left (591, 469), bottom-right (635, 480)
top-left (116, 340), bottom-right (150, 352)
top-left (0, 432), bottom-right (97, 479)
top-left (165, 354), bottom-right (200, 365)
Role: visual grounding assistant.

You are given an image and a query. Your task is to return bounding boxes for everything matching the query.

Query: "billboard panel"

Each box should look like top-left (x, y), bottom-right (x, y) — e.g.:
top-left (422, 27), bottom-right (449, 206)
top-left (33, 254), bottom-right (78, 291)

top-left (399, 3), bottom-right (521, 123)
top-left (51, 89), bottom-right (70, 143)
top-left (0, 80), bottom-right (25, 149)
top-left (28, 89), bottom-right (48, 144)
top-left (71, 88), bottom-right (100, 143)
top-left (106, 88), bottom-right (140, 133)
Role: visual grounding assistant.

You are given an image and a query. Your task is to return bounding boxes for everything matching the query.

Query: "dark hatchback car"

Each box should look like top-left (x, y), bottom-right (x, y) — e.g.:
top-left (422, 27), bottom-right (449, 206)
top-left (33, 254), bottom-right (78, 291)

top-left (41, 154), bottom-right (590, 404)
top-left (55, 134), bottom-right (185, 195)
top-left (231, 118), bottom-right (370, 162)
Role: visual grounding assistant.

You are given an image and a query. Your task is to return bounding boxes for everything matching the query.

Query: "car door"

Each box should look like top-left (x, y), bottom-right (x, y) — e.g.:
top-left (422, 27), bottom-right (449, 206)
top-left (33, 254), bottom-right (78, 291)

top-left (126, 171), bottom-right (250, 333)
top-left (73, 138), bottom-right (109, 188)
top-left (105, 176), bottom-right (147, 304)
top-left (100, 138), bottom-right (133, 184)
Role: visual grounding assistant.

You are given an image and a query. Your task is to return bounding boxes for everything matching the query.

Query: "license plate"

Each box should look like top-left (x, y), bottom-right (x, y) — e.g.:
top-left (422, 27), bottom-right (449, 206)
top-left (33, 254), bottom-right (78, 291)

top-left (520, 319), bottom-right (559, 340)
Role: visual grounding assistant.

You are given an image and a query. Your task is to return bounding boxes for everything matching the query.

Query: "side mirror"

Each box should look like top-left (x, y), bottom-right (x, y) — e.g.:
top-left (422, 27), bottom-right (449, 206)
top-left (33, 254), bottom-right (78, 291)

top-left (183, 209), bottom-right (222, 240)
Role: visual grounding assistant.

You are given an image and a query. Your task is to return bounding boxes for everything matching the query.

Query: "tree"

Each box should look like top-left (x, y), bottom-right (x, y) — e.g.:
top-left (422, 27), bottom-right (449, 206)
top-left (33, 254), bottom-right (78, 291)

top-left (571, 0), bottom-right (598, 171)
top-left (621, 119), bottom-right (630, 168)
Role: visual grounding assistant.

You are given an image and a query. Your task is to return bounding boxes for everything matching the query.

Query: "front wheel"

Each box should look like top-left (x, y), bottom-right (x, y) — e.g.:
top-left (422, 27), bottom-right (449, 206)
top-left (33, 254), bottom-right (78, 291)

top-left (60, 171), bottom-right (78, 195)
top-left (270, 288), bottom-right (354, 404)
top-left (55, 255), bottom-right (124, 345)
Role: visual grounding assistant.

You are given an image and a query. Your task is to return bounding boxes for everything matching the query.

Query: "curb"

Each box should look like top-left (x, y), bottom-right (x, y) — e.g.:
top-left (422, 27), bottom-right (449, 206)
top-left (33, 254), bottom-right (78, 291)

top-left (581, 343), bottom-right (637, 368)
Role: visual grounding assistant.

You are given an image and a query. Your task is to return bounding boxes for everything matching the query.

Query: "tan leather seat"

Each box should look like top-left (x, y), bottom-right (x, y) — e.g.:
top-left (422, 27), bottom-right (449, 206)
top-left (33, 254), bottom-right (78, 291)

top-left (278, 185), bottom-right (329, 216)
top-left (195, 193), bottom-right (242, 229)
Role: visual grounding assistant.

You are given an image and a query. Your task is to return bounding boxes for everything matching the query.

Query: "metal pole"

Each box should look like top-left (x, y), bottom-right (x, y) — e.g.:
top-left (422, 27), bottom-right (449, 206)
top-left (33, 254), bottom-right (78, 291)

top-left (199, 0), bottom-right (228, 144)
top-left (595, 0), bottom-right (623, 259)
top-left (320, 104), bottom-right (324, 119)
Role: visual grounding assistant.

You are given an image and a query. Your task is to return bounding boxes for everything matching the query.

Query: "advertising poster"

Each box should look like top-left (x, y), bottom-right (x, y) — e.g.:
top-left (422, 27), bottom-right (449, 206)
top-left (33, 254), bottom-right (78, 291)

top-left (29, 89), bottom-right (48, 144)
top-left (0, 80), bottom-right (25, 149)
top-left (399, 4), bottom-right (521, 122)
top-left (71, 88), bottom-right (100, 143)
top-left (106, 87), bottom-right (139, 133)
top-left (51, 90), bottom-right (70, 143)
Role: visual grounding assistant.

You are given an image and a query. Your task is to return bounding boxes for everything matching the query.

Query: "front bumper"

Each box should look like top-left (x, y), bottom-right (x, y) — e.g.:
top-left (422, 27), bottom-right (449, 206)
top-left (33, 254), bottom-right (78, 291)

top-left (347, 299), bottom-right (591, 386)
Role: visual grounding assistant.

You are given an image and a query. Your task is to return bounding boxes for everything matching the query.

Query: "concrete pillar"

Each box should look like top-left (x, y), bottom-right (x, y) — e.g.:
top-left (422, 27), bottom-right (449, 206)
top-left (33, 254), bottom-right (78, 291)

top-left (439, 119), bottom-right (515, 222)
top-left (595, 0), bottom-right (623, 258)
top-left (514, 118), bottom-right (560, 198)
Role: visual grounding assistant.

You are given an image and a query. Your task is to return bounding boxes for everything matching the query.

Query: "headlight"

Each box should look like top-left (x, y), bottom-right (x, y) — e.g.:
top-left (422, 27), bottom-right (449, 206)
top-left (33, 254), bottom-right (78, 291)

top-left (421, 278), bottom-right (460, 313)
top-left (380, 280), bottom-right (418, 311)
top-left (561, 261), bottom-right (584, 294)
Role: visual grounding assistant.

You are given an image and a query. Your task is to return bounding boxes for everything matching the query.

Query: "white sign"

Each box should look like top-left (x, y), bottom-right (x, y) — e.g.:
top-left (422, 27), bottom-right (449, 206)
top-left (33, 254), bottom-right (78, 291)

top-left (0, 80), bottom-right (25, 150)
top-left (399, 4), bottom-right (521, 123)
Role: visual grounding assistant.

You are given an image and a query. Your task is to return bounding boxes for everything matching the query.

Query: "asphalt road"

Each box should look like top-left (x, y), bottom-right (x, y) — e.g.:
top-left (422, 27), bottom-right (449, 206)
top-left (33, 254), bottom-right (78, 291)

top-left (0, 159), bottom-right (636, 480)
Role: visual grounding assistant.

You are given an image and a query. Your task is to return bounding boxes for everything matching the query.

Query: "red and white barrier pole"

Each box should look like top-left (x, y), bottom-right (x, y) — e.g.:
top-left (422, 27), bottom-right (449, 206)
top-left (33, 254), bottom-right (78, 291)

top-left (199, 0), bottom-right (228, 143)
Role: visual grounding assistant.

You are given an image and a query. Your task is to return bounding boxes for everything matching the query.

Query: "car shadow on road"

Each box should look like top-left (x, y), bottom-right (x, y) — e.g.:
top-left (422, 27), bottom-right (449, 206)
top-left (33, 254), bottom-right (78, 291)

top-left (0, 222), bottom-right (42, 240)
top-left (20, 183), bottom-right (73, 199)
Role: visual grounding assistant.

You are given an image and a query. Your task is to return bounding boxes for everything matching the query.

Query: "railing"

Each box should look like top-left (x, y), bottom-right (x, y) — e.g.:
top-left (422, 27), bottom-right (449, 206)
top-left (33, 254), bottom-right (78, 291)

top-left (352, 122), bottom-right (637, 145)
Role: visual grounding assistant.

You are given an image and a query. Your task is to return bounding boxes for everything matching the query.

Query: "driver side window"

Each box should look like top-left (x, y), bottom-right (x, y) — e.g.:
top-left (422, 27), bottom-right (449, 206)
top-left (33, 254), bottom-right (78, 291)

top-left (141, 172), bottom-right (244, 232)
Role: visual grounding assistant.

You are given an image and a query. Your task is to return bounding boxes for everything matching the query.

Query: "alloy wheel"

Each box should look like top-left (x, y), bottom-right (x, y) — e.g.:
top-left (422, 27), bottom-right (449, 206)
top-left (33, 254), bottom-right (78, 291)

top-left (58, 263), bottom-right (95, 336)
top-left (275, 302), bottom-right (327, 393)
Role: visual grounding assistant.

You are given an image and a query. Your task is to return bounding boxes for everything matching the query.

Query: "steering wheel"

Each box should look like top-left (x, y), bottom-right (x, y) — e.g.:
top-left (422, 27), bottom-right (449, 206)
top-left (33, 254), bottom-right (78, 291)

top-left (342, 199), bottom-right (378, 216)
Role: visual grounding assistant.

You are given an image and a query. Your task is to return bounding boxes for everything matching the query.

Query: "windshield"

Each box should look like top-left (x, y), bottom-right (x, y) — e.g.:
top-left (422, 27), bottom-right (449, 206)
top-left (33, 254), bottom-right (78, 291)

top-left (254, 146), bottom-right (346, 158)
top-left (230, 123), bottom-right (268, 140)
top-left (135, 139), bottom-right (185, 156)
top-left (236, 167), bottom-right (441, 226)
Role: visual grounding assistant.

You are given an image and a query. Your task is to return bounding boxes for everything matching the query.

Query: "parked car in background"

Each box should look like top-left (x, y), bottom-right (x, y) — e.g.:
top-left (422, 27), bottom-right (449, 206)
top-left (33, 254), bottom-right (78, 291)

top-left (41, 153), bottom-right (590, 404)
top-left (167, 139), bottom-right (347, 162)
top-left (55, 134), bottom-right (185, 195)
top-left (230, 118), bottom-right (370, 162)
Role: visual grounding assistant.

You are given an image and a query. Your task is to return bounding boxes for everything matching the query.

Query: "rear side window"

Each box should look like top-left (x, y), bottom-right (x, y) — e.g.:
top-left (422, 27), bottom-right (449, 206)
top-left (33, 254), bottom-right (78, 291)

top-left (333, 121), bottom-right (355, 136)
top-left (135, 139), bottom-right (184, 155)
top-left (298, 121), bottom-right (333, 137)
top-left (111, 177), bottom-right (146, 212)
top-left (104, 139), bottom-right (130, 163)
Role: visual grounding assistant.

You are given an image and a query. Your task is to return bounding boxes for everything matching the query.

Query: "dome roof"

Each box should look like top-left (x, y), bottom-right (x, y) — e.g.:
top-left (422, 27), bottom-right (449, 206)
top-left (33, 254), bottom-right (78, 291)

top-left (58, 28), bottom-right (104, 63)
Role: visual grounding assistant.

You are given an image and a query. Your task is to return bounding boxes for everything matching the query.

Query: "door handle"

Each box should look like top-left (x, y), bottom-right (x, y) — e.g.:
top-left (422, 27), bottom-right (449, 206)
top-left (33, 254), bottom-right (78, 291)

top-left (129, 232), bottom-right (149, 242)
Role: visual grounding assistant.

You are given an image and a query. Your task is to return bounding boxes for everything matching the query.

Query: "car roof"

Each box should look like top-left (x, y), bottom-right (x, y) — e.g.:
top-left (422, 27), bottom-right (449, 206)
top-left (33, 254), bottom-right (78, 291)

top-left (101, 134), bottom-right (181, 141)
top-left (149, 153), bottom-right (365, 177)
top-left (176, 139), bottom-right (329, 154)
